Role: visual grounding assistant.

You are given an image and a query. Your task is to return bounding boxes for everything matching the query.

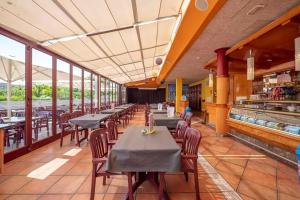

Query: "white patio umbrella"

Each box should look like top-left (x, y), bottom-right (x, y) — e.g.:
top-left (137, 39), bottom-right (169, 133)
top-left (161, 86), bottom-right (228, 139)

top-left (0, 55), bottom-right (81, 117)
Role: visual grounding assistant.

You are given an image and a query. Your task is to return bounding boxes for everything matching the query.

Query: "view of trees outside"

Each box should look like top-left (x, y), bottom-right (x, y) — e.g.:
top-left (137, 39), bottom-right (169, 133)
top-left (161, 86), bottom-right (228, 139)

top-left (100, 77), bottom-right (105, 105)
top-left (72, 66), bottom-right (82, 111)
top-left (84, 71), bottom-right (91, 111)
top-left (57, 59), bottom-right (70, 112)
top-left (106, 79), bottom-right (110, 104)
top-left (92, 74), bottom-right (98, 109)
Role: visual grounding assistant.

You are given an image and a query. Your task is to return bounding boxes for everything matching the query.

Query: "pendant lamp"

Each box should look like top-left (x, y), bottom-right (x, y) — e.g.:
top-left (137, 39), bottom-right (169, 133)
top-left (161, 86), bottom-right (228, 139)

top-left (247, 49), bottom-right (255, 80)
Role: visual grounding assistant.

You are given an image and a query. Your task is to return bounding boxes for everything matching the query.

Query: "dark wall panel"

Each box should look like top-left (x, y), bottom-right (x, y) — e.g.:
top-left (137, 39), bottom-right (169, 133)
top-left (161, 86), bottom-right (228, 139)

top-left (127, 88), bottom-right (166, 104)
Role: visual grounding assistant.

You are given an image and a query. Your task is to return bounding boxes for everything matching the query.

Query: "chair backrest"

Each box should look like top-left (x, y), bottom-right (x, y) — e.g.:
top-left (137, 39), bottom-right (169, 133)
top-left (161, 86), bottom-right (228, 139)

top-left (180, 111), bottom-right (186, 119)
top-left (184, 112), bottom-right (193, 127)
top-left (93, 108), bottom-right (100, 114)
top-left (144, 110), bottom-right (150, 126)
top-left (174, 121), bottom-right (188, 139)
top-left (183, 127), bottom-right (202, 156)
top-left (105, 119), bottom-right (118, 140)
top-left (90, 129), bottom-right (109, 159)
top-left (59, 113), bottom-right (71, 124)
top-left (71, 110), bottom-right (83, 118)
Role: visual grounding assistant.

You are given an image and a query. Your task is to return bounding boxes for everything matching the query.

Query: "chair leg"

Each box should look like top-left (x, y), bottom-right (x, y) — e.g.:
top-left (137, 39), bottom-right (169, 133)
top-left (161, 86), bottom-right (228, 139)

top-left (194, 162), bottom-right (200, 200)
top-left (60, 133), bottom-right (63, 147)
top-left (184, 172), bottom-right (189, 182)
top-left (90, 166), bottom-right (96, 200)
top-left (127, 172), bottom-right (134, 200)
top-left (159, 172), bottom-right (166, 200)
top-left (102, 175), bottom-right (106, 185)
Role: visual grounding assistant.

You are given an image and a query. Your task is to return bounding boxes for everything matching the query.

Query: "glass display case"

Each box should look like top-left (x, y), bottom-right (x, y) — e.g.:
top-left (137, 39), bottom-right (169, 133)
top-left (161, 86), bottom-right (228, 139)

top-left (229, 100), bottom-right (300, 136)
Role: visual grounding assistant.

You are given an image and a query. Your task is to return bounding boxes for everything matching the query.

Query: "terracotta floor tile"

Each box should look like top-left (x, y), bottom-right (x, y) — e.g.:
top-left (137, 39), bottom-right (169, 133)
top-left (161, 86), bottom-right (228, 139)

top-left (51, 161), bottom-right (77, 175)
top-left (77, 174), bottom-right (110, 194)
top-left (246, 160), bottom-right (276, 176)
top-left (16, 176), bottom-right (61, 194)
top-left (107, 177), bottom-right (129, 194)
top-left (0, 195), bottom-right (9, 200)
top-left (136, 180), bottom-right (158, 194)
top-left (218, 171), bottom-right (241, 190)
top-left (38, 194), bottom-right (72, 200)
top-left (135, 194), bottom-right (158, 200)
top-left (0, 176), bottom-right (32, 194)
top-left (242, 168), bottom-right (276, 189)
top-left (277, 178), bottom-right (300, 198)
top-left (239, 194), bottom-right (255, 200)
top-left (71, 194), bottom-right (104, 200)
top-left (6, 195), bottom-right (40, 200)
top-left (215, 161), bottom-right (244, 176)
top-left (66, 162), bottom-right (92, 175)
top-left (0, 175), bottom-right (10, 184)
top-left (103, 194), bottom-right (126, 200)
top-left (47, 176), bottom-right (86, 194)
top-left (279, 192), bottom-right (300, 200)
top-left (165, 174), bottom-right (194, 193)
top-left (237, 180), bottom-right (277, 200)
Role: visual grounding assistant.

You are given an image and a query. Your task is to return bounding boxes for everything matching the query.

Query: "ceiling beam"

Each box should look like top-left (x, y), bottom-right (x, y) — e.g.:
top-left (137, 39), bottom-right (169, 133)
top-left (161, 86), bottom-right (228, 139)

top-left (156, 0), bottom-right (227, 85)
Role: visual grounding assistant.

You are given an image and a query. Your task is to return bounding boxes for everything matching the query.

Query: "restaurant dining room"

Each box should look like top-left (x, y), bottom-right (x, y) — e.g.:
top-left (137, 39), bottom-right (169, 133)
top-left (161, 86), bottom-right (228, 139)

top-left (1, 0), bottom-right (300, 200)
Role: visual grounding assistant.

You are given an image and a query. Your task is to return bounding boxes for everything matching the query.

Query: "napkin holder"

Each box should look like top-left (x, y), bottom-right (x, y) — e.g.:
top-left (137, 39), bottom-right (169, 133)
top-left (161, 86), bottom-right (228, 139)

top-left (167, 106), bottom-right (175, 118)
top-left (158, 103), bottom-right (163, 111)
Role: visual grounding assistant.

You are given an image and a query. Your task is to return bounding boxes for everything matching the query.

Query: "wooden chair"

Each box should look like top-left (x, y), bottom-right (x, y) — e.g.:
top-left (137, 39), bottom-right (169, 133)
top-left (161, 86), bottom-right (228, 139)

top-left (119, 110), bottom-right (129, 127)
top-left (59, 113), bottom-right (75, 147)
top-left (184, 112), bottom-right (193, 127)
top-left (89, 129), bottom-right (110, 200)
top-left (105, 119), bottom-right (118, 148)
top-left (181, 127), bottom-right (202, 200)
top-left (170, 121), bottom-right (188, 147)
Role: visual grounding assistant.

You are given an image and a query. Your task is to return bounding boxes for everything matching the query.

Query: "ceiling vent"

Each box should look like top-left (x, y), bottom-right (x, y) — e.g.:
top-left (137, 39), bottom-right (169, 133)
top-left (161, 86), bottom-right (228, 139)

top-left (247, 4), bottom-right (265, 16)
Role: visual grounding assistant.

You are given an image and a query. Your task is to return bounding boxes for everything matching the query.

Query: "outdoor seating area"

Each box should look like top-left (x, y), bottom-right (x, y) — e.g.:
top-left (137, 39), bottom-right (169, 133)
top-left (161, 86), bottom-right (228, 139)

top-left (1, 1), bottom-right (300, 200)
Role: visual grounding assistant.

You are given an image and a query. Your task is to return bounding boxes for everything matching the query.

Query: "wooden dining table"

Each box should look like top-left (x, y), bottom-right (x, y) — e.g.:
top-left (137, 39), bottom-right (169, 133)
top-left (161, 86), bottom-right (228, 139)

top-left (152, 114), bottom-right (183, 129)
top-left (107, 125), bottom-right (181, 200)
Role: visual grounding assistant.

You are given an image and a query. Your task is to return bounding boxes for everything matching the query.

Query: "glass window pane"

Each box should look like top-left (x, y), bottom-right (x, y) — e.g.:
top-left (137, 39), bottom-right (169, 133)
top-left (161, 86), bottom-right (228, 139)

top-left (73, 66), bottom-right (82, 111)
top-left (84, 71), bottom-right (91, 113)
top-left (106, 79), bottom-right (110, 105)
top-left (92, 74), bottom-right (98, 110)
top-left (0, 34), bottom-right (26, 152)
top-left (57, 59), bottom-right (70, 113)
top-left (101, 77), bottom-right (105, 105)
top-left (32, 49), bottom-right (53, 142)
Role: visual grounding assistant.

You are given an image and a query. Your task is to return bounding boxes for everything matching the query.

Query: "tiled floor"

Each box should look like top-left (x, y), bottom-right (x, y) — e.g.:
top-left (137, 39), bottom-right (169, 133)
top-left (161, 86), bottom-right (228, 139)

top-left (0, 109), bottom-right (299, 200)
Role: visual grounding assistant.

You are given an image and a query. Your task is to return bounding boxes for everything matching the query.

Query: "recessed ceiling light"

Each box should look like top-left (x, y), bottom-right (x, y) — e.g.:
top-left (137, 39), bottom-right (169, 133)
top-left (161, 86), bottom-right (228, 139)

top-left (267, 59), bottom-right (272, 62)
top-left (247, 4), bottom-right (265, 16)
top-left (196, 56), bottom-right (200, 60)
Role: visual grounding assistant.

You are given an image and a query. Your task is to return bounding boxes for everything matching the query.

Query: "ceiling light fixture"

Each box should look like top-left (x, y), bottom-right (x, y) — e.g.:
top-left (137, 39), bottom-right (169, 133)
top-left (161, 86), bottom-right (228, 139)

top-left (247, 4), bottom-right (265, 16)
top-left (295, 37), bottom-right (300, 71)
top-left (195, 0), bottom-right (208, 11)
top-left (40, 15), bottom-right (178, 46)
top-left (247, 49), bottom-right (255, 80)
top-left (208, 69), bottom-right (213, 88)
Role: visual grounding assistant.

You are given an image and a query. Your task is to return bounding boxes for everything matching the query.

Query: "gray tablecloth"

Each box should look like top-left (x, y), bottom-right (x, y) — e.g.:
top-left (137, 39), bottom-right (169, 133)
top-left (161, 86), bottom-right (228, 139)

top-left (69, 114), bottom-right (110, 129)
top-left (107, 126), bottom-right (181, 172)
top-left (100, 108), bottom-right (124, 114)
top-left (153, 114), bottom-right (182, 129)
top-left (150, 109), bottom-right (167, 114)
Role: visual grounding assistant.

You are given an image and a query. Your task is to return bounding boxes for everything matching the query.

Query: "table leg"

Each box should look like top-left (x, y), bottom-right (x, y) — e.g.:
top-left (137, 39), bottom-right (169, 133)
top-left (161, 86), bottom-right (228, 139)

top-left (75, 125), bottom-right (80, 147)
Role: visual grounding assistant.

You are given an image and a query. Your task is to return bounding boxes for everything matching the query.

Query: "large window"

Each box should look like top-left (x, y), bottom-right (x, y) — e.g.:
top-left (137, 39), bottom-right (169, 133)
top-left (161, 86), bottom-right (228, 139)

top-left (106, 79), bottom-right (110, 105)
top-left (72, 66), bottom-right (82, 111)
top-left (0, 34), bottom-right (26, 152)
top-left (92, 74), bottom-right (98, 110)
top-left (32, 49), bottom-right (53, 142)
top-left (84, 71), bottom-right (91, 113)
top-left (122, 86), bottom-right (127, 104)
top-left (101, 77), bottom-right (105, 105)
top-left (57, 59), bottom-right (70, 112)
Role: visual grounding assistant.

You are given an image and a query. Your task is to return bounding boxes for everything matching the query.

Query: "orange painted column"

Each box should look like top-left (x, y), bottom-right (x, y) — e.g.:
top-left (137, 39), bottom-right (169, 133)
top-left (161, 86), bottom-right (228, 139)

top-left (215, 48), bottom-right (229, 136)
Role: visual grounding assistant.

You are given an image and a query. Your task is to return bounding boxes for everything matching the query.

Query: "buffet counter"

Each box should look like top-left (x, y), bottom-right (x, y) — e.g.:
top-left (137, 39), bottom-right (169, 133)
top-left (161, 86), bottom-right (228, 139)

top-left (227, 100), bottom-right (300, 151)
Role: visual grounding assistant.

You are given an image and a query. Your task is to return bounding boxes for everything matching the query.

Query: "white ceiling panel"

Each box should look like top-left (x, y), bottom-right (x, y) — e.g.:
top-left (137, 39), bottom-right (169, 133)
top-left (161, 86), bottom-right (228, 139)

top-left (139, 23), bottom-right (157, 48)
top-left (155, 45), bottom-right (168, 56)
top-left (80, 37), bottom-right (106, 58)
top-left (136, 0), bottom-right (161, 22)
top-left (157, 19), bottom-right (176, 45)
top-left (106, 0), bottom-right (134, 27)
top-left (0, 1), bottom-right (73, 38)
top-left (0, 8), bottom-right (50, 41)
top-left (100, 32), bottom-right (127, 54)
top-left (129, 51), bottom-right (142, 62)
top-left (113, 53), bottom-right (132, 65)
top-left (62, 39), bottom-right (99, 61)
top-left (142, 48), bottom-right (156, 58)
top-left (72, 0), bottom-right (116, 31)
top-left (144, 58), bottom-right (154, 67)
top-left (119, 28), bottom-right (140, 51)
top-left (159, 0), bottom-right (183, 17)
top-left (91, 36), bottom-right (114, 56)
top-left (121, 64), bottom-right (136, 72)
top-left (134, 62), bottom-right (144, 69)
top-left (49, 43), bottom-right (82, 61)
